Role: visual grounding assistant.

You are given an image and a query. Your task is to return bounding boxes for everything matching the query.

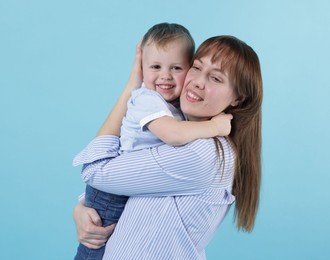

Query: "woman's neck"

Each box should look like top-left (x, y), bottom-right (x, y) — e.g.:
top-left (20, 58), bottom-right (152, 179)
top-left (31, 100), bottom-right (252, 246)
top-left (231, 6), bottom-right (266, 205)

top-left (186, 115), bottom-right (211, 122)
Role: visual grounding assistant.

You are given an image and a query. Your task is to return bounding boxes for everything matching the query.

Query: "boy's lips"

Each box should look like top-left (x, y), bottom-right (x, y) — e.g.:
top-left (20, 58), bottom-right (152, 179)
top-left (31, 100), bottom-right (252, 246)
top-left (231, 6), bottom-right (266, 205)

top-left (156, 84), bottom-right (175, 89)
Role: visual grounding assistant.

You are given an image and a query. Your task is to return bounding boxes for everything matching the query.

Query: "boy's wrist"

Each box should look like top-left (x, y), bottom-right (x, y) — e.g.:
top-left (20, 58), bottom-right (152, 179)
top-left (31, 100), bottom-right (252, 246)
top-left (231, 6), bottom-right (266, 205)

top-left (209, 120), bottom-right (219, 137)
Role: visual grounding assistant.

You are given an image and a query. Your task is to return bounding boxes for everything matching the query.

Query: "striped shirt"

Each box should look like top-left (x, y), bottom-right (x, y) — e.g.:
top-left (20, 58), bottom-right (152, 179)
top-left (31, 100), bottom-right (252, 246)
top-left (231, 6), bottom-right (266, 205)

top-left (73, 135), bottom-right (236, 260)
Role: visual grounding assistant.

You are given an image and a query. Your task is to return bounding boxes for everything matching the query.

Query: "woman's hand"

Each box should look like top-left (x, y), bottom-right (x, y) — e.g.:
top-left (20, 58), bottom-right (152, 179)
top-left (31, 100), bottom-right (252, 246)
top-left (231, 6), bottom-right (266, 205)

top-left (73, 201), bottom-right (115, 249)
top-left (96, 41), bottom-right (143, 137)
top-left (126, 41), bottom-right (143, 92)
top-left (211, 113), bottom-right (233, 136)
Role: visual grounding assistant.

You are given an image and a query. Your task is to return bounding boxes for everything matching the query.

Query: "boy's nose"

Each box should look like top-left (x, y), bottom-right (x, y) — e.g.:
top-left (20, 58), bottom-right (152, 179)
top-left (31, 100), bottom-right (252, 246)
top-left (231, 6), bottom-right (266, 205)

top-left (160, 71), bottom-right (173, 80)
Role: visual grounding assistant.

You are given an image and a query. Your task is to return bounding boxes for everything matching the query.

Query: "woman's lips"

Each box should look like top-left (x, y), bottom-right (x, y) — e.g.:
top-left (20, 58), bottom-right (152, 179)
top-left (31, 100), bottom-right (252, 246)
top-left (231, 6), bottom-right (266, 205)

top-left (186, 90), bottom-right (203, 101)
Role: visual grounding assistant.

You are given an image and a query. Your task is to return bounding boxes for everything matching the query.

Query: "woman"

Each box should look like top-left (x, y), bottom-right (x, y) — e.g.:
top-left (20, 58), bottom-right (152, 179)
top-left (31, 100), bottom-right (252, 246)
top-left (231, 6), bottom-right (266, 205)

top-left (73, 35), bottom-right (263, 259)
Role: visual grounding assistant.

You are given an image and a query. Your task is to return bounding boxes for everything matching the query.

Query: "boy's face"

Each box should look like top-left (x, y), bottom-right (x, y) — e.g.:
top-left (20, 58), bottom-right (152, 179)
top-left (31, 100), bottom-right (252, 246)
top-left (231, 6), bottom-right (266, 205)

top-left (142, 39), bottom-right (191, 102)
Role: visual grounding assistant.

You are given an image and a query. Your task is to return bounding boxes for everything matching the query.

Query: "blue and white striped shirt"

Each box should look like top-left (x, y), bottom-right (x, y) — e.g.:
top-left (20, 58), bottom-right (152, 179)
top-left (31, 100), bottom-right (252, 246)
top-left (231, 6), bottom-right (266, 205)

top-left (73, 135), bottom-right (236, 259)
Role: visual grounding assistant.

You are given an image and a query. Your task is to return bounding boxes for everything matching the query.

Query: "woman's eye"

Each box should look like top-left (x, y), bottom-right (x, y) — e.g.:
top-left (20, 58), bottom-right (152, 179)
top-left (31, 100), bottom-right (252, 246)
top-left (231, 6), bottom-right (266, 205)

top-left (211, 76), bottom-right (222, 83)
top-left (192, 66), bottom-right (200, 71)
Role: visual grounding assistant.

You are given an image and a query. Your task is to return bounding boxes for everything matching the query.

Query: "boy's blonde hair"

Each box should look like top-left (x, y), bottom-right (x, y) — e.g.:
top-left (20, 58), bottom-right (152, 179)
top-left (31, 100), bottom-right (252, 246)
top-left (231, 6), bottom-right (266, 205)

top-left (141, 23), bottom-right (195, 63)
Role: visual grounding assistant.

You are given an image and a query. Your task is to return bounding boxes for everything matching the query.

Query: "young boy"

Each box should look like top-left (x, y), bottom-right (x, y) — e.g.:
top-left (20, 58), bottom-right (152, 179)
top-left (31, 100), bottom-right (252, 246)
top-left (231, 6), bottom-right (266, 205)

top-left (75, 23), bottom-right (231, 260)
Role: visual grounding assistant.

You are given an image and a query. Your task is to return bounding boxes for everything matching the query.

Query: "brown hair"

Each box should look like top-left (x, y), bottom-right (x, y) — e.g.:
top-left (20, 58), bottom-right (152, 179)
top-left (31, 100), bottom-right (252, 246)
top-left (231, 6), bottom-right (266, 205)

top-left (141, 22), bottom-right (195, 63)
top-left (195, 36), bottom-right (263, 232)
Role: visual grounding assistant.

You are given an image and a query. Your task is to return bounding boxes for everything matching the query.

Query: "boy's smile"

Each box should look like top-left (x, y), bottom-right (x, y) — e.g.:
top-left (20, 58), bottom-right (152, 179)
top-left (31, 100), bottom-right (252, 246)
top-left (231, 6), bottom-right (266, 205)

top-left (142, 39), bottom-right (190, 102)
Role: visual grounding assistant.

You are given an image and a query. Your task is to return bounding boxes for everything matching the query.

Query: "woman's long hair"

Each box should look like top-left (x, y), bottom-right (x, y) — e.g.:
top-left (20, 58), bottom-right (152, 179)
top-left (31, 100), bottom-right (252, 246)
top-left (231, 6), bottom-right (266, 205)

top-left (194, 36), bottom-right (263, 232)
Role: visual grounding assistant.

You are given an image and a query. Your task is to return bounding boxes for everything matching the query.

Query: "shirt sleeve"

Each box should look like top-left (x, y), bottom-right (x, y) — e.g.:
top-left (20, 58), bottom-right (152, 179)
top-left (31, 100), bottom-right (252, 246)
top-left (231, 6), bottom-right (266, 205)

top-left (73, 135), bottom-right (120, 166)
top-left (130, 89), bottom-right (174, 130)
top-left (74, 135), bottom-right (218, 197)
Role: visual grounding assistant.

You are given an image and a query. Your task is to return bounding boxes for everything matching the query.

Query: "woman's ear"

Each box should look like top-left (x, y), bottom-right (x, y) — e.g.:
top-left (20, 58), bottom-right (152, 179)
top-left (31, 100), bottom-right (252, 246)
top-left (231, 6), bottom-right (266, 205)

top-left (230, 99), bottom-right (239, 107)
top-left (230, 97), bottom-right (242, 107)
top-left (230, 95), bottom-right (245, 107)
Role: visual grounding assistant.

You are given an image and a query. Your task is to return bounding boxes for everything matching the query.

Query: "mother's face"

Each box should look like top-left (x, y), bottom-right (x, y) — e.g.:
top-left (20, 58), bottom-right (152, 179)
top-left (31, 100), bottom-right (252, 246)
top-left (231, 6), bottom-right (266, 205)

top-left (180, 56), bottom-right (238, 121)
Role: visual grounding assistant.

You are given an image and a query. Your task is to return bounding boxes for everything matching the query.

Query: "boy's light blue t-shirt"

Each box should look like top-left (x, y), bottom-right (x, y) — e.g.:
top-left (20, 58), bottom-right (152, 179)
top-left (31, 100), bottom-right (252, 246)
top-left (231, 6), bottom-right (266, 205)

top-left (120, 85), bottom-right (184, 153)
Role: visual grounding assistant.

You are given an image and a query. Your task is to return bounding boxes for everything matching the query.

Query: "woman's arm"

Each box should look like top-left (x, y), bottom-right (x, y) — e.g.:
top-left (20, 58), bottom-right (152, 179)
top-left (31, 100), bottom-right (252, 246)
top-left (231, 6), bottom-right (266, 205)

top-left (147, 113), bottom-right (233, 146)
top-left (96, 42), bottom-right (142, 137)
top-left (73, 43), bottom-right (142, 249)
top-left (80, 137), bottom-right (218, 197)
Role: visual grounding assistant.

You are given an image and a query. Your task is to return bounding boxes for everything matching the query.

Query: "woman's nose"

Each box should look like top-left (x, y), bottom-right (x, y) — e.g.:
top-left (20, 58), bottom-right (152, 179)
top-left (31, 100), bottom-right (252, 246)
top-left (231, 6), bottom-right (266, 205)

top-left (193, 78), bottom-right (205, 89)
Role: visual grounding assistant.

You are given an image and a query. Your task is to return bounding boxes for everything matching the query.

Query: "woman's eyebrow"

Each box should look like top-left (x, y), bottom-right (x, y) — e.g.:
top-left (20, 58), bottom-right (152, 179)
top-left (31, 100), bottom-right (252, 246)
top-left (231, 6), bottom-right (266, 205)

top-left (212, 67), bottom-right (224, 73)
top-left (195, 58), bottom-right (227, 76)
top-left (212, 67), bottom-right (228, 78)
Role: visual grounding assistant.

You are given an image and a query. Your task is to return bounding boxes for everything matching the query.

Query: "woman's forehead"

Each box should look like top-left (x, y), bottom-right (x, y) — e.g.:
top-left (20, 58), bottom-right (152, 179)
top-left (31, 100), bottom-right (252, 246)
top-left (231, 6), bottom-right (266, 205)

top-left (195, 56), bottom-right (227, 73)
top-left (196, 43), bottom-right (236, 67)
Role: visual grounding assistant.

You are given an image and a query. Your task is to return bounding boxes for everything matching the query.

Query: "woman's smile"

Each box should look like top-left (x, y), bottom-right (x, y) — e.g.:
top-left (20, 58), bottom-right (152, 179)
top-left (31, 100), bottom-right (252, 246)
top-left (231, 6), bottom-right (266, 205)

top-left (186, 89), bottom-right (203, 102)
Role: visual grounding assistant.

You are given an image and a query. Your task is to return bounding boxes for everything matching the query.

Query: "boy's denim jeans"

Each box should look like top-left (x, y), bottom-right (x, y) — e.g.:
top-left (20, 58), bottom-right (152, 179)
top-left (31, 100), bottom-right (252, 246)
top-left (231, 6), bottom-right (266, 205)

top-left (74, 185), bottom-right (129, 260)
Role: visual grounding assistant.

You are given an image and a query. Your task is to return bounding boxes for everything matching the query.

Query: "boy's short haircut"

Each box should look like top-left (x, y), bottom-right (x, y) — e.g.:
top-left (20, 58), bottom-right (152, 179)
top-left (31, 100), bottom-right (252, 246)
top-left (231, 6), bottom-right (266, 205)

top-left (141, 23), bottom-right (195, 63)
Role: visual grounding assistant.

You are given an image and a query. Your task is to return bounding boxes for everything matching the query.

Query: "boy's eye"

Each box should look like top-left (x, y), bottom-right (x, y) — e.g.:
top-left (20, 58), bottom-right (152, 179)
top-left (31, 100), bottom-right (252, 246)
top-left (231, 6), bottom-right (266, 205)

top-left (151, 65), bottom-right (161, 69)
top-left (172, 66), bottom-right (182, 71)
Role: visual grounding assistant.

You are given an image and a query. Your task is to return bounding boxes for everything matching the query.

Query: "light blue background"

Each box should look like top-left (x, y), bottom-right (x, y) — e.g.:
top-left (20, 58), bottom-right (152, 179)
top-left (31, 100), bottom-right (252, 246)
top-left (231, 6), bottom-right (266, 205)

top-left (1, 0), bottom-right (329, 259)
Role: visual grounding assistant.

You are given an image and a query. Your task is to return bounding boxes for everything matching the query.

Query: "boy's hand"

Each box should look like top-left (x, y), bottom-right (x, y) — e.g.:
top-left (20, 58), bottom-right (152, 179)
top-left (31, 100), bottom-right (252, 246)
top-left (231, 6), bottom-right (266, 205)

top-left (211, 113), bottom-right (233, 136)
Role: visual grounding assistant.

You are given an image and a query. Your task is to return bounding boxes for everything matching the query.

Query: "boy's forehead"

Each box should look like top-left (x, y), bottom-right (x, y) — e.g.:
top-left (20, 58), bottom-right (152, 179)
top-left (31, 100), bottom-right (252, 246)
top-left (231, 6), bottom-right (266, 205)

top-left (142, 43), bottom-right (191, 66)
top-left (144, 38), bottom-right (189, 50)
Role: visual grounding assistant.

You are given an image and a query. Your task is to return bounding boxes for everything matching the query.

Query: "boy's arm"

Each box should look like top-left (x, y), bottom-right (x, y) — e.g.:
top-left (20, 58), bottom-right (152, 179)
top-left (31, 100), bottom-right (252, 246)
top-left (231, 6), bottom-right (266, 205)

top-left (147, 113), bottom-right (233, 146)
